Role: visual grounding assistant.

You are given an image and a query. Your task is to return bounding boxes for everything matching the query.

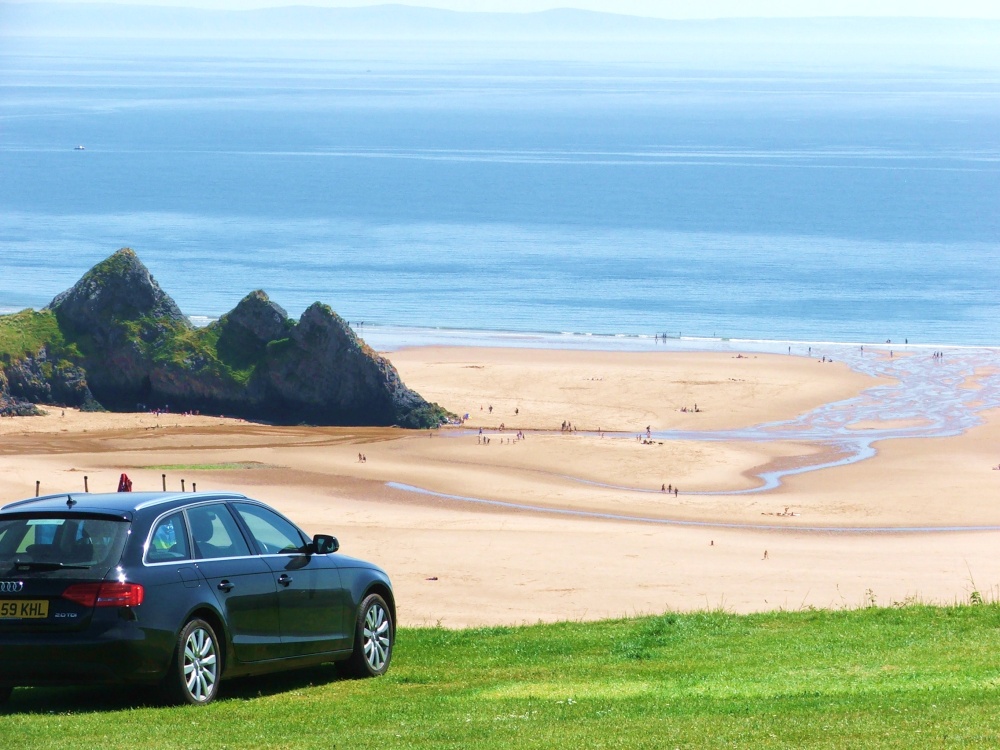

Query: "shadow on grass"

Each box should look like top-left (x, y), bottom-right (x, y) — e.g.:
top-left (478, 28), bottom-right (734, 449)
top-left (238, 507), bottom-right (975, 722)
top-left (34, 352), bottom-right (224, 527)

top-left (1, 663), bottom-right (348, 714)
top-left (222, 663), bottom-right (348, 701)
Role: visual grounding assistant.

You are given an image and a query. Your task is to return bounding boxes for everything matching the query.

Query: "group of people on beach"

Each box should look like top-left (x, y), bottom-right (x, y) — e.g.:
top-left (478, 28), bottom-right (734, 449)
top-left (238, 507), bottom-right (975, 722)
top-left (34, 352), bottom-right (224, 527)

top-left (477, 433), bottom-right (523, 445)
top-left (761, 507), bottom-right (799, 517)
top-left (477, 426), bottom-right (525, 445)
top-left (137, 403), bottom-right (204, 418)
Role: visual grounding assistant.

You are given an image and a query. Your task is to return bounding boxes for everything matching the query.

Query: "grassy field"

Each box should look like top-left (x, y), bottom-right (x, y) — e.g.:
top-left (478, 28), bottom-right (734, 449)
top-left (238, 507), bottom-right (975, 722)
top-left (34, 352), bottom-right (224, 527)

top-left (4, 604), bottom-right (1000, 748)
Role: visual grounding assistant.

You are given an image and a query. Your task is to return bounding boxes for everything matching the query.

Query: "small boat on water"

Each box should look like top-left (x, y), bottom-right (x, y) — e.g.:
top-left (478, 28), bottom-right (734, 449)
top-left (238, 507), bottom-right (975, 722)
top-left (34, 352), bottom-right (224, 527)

top-left (74, 145), bottom-right (85, 150)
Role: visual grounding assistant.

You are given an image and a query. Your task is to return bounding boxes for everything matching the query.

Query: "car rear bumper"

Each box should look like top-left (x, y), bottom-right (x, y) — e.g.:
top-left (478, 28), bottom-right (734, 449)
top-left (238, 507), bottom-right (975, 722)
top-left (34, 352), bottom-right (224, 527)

top-left (0, 619), bottom-right (172, 687)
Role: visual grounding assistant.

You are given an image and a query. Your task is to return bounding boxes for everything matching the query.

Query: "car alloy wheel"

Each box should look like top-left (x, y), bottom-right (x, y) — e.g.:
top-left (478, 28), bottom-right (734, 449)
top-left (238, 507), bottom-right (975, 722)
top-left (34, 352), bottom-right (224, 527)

top-left (363, 598), bottom-right (391, 672)
top-left (169, 618), bottom-right (221, 704)
top-left (345, 593), bottom-right (393, 677)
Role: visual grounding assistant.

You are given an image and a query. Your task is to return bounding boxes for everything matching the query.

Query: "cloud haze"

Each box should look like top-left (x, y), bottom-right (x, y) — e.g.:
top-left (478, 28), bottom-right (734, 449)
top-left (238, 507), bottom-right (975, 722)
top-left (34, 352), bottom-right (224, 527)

top-left (4, 0), bottom-right (1000, 18)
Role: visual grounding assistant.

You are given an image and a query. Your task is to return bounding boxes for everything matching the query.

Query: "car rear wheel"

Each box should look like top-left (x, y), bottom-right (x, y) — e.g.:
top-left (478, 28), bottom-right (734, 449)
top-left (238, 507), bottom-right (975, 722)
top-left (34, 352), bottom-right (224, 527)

top-left (344, 593), bottom-right (393, 677)
top-left (166, 618), bottom-right (221, 705)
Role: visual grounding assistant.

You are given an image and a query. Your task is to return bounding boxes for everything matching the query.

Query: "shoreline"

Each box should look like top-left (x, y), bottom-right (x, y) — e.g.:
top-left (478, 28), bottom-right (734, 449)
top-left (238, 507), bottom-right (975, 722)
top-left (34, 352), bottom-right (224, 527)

top-left (303, 323), bottom-right (1000, 354)
top-left (4, 304), bottom-right (997, 353)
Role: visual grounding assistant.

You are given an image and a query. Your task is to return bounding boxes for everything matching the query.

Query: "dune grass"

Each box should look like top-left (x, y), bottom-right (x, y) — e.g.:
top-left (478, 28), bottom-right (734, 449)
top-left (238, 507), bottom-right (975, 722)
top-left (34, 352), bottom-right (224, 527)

top-left (4, 604), bottom-right (1000, 748)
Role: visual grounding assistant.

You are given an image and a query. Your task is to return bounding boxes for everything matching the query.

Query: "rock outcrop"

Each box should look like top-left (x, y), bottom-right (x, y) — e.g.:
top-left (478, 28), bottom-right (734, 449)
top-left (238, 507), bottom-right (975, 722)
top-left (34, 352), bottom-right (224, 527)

top-left (250, 302), bottom-right (436, 426)
top-left (0, 248), bottom-right (449, 427)
top-left (0, 369), bottom-right (44, 417)
top-left (4, 348), bottom-right (99, 411)
top-left (49, 247), bottom-right (188, 333)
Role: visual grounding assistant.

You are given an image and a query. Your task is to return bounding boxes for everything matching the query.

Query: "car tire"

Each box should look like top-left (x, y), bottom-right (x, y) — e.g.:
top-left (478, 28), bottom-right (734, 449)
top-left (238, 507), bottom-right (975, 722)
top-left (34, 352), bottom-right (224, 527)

top-left (165, 618), bottom-right (222, 705)
top-left (344, 593), bottom-right (393, 677)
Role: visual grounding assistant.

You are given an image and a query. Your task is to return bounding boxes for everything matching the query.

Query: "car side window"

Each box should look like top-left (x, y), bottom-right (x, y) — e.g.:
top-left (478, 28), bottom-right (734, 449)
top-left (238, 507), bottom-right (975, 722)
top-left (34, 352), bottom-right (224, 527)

top-left (186, 504), bottom-right (252, 560)
top-left (146, 512), bottom-right (190, 563)
top-left (233, 503), bottom-right (306, 555)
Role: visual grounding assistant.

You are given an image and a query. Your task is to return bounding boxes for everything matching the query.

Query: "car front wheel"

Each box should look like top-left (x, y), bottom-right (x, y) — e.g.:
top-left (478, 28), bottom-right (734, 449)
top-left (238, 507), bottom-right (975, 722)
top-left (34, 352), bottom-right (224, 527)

top-left (344, 593), bottom-right (393, 677)
top-left (166, 618), bottom-right (221, 705)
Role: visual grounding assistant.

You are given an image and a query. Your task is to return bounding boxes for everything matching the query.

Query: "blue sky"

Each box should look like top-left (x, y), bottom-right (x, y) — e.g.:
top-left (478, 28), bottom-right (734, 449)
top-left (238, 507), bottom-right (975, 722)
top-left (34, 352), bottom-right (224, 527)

top-left (13, 0), bottom-right (1000, 18)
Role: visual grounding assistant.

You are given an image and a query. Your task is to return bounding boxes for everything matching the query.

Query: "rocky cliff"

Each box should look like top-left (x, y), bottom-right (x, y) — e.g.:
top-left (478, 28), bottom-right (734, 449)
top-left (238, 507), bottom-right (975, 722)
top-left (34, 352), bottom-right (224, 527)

top-left (0, 248), bottom-right (449, 427)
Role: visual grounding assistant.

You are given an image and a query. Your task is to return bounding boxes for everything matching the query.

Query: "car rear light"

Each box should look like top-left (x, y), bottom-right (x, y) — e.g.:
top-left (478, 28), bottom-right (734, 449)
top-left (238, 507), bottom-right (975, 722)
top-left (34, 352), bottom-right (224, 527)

top-left (62, 582), bottom-right (145, 608)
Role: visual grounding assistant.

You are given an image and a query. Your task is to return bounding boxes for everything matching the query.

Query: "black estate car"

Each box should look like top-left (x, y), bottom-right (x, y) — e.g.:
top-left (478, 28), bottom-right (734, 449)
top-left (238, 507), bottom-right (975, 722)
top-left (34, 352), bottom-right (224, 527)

top-left (0, 491), bottom-right (395, 705)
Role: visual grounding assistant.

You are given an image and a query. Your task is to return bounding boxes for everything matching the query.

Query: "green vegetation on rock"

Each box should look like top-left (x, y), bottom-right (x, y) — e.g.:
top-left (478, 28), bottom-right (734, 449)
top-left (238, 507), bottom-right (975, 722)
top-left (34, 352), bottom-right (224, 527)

top-left (0, 309), bottom-right (78, 364)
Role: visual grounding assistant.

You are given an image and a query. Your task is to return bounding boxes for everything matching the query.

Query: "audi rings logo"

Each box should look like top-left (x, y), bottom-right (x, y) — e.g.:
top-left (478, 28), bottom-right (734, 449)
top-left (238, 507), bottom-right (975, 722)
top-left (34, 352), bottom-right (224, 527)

top-left (0, 580), bottom-right (24, 593)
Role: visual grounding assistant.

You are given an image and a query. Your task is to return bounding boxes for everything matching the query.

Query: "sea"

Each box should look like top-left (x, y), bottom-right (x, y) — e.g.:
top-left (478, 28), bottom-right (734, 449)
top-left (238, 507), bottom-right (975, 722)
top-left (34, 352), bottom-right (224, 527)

top-left (2, 35), bottom-right (999, 352)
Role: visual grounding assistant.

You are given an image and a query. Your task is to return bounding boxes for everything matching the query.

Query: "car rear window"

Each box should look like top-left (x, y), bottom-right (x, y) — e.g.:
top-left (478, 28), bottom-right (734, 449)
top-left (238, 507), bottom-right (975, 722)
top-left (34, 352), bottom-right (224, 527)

top-left (0, 515), bottom-right (130, 573)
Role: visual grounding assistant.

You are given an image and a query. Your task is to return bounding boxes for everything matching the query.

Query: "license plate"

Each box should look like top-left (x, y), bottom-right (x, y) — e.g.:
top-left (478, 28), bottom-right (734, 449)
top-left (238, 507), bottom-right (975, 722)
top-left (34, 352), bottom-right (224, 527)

top-left (0, 599), bottom-right (49, 619)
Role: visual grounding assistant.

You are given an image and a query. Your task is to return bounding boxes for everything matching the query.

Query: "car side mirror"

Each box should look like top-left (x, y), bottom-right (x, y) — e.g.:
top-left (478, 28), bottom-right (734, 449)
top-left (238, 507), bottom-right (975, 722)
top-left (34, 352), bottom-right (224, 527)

top-left (311, 534), bottom-right (339, 555)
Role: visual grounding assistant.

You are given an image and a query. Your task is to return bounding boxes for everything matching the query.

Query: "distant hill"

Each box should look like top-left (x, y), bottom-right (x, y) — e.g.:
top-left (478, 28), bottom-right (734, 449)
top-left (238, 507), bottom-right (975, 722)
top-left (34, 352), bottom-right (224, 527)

top-left (4, 3), bottom-right (999, 70)
top-left (2, 2), bottom-right (998, 45)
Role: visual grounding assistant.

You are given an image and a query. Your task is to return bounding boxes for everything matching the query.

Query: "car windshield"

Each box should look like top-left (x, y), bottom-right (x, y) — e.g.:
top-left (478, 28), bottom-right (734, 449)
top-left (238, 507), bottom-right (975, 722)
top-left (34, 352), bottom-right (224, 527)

top-left (0, 515), bottom-right (130, 573)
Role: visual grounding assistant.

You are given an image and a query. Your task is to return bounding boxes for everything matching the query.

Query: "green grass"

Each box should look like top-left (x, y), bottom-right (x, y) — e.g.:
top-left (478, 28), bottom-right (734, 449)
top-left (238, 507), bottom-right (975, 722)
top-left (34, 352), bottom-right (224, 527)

top-left (142, 462), bottom-right (279, 471)
top-left (0, 309), bottom-right (78, 363)
top-left (4, 604), bottom-right (1000, 748)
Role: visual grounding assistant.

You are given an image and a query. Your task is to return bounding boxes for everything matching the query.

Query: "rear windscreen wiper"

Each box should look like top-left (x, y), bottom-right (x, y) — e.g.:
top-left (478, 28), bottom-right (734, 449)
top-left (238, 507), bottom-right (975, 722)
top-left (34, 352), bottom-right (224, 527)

top-left (11, 560), bottom-right (91, 571)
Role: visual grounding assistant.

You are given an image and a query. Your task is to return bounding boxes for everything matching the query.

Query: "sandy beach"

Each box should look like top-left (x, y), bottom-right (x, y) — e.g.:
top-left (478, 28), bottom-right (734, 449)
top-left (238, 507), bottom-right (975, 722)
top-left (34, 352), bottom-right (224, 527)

top-left (2, 345), bottom-right (999, 627)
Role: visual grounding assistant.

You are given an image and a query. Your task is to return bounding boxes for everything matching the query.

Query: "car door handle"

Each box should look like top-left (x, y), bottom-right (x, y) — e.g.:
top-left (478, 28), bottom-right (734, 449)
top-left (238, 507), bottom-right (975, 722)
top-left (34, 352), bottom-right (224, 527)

top-left (277, 574), bottom-right (293, 587)
top-left (217, 580), bottom-right (234, 593)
